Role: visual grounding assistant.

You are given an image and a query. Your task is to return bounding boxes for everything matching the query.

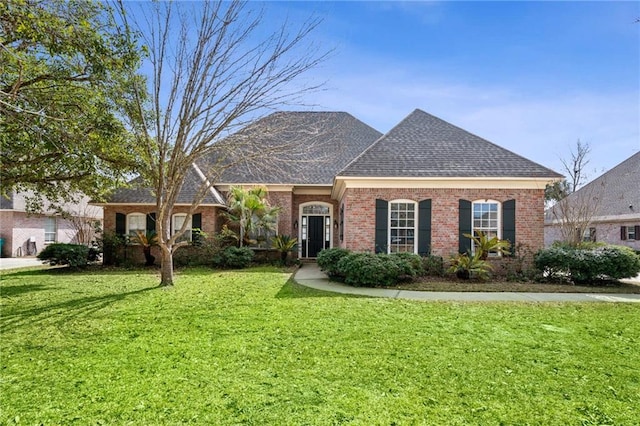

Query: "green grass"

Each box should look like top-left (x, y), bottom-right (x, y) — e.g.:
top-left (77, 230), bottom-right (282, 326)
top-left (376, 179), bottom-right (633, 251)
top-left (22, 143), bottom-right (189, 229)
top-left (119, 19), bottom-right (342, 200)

top-left (1, 267), bottom-right (639, 425)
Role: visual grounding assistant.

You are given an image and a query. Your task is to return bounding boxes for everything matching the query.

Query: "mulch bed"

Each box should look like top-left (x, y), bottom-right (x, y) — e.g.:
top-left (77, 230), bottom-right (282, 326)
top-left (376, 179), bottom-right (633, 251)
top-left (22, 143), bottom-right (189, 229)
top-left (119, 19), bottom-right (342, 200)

top-left (394, 276), bottom-right (640, 294)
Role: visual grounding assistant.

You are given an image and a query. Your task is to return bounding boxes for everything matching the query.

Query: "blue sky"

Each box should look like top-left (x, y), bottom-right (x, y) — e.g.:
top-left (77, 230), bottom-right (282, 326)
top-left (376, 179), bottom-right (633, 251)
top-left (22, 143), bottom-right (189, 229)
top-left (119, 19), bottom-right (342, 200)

top-left (265, 1), bottom-right (639, 180)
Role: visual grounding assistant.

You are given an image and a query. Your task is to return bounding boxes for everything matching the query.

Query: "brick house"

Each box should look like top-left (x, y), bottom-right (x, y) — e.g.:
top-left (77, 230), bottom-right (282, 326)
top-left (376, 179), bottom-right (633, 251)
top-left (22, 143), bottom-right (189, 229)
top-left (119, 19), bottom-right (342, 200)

top-left (97, 109), bottom-right (561, 260)
top-left (0, 191), bottom-right (102, 257)
top-left (545, 151), bottom-right (640, 249)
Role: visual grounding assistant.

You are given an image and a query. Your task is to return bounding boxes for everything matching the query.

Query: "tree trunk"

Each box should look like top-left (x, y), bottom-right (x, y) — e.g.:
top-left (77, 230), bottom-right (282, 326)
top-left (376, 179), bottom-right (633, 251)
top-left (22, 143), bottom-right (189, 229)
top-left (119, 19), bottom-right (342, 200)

top-left (160, 247), bottom-right (174, 287)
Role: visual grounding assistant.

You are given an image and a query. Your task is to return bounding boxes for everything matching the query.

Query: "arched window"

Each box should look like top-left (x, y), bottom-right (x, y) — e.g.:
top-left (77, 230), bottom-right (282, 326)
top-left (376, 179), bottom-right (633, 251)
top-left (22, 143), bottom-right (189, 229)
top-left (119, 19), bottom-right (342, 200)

top-left (389, 200), bottom-right (417, 253)
top-left (127, 213), bottom-right (146, 237)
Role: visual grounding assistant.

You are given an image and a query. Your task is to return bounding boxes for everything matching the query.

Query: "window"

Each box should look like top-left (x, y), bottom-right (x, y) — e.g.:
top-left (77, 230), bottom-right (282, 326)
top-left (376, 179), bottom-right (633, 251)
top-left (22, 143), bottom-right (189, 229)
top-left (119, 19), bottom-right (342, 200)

top-left (628, 227), bottom-right (637, 240)
top-left (583, 227), bottom-right (596, 242)
top-left (127, 213), bottom-right (146, 237)
top-left (621, 226), bottom-right (637, 241)
top-left (172, 214), bottom-right (192, 242)
top-left (302, 205), bottom-right (330, 215)
top-left (472, 200), bottom-right (500, 255)
top-left (389, 201), bottom-right (416, 253)
top-left (44, 217), bottom-right (56, 243)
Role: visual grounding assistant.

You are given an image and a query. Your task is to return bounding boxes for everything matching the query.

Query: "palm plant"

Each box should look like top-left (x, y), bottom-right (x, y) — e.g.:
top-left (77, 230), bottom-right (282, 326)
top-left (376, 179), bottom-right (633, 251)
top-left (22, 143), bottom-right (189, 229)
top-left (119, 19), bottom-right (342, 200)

top-left (130, 230), bottom-right (159, 266)
top-left (447, 251), bottom-right (493, 280)
top-left (463, 231), bottom-right (511, 260)
top-left (272, 234), bottom-right (298, 265)
top-left (223, 186), bottom-right (281, 247)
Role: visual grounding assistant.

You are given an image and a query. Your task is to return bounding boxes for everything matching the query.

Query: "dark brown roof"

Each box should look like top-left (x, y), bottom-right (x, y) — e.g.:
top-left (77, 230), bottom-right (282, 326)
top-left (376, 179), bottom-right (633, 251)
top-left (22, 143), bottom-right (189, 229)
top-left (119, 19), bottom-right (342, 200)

top-left (105, 165), bottom-right (224, 205)
top-left (339, 109), bottom-right (562, 179)
top-left (206, 111), bottom-right (382, 185)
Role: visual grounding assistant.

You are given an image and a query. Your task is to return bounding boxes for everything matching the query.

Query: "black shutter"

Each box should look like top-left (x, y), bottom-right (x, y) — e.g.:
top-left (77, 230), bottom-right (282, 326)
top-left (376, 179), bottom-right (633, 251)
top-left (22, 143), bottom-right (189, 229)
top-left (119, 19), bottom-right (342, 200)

top-left (375, 199), bottom-right (388, 254)
top-left (635, 226), bottom-right (640, 241)
top-left (192, 213), bottom-right (202, 230)
top-left (146, 213), bottom-right (156, 233)
top-left (621, 226), bottom-right (627, 241)
top-left (459, 199), bottom-right (472, 254)
top-left (115, 213), bottom-right (126, 236)
top-left (418, 199), bottom-right (432, 256)
top-left (502, 199), bottom-right (516, 255)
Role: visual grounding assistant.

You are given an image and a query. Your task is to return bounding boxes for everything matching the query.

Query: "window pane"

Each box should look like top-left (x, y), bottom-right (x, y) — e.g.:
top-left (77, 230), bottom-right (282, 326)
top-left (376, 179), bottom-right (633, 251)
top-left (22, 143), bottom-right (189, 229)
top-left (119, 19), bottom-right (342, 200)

top-left (44, 217), bottom-right (56, 243)
top-left (389, 202), bottom-right (416, 253)
top-left (472, 201), bottom-right (500, 256)
top-left (128, 214), bottom-right (146, 236)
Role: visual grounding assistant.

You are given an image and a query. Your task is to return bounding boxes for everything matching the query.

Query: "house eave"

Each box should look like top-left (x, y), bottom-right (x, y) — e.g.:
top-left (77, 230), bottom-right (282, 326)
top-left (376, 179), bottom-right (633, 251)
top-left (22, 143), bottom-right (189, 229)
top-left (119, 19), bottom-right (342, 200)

top-left (332, 176), bottom-right (561, 200)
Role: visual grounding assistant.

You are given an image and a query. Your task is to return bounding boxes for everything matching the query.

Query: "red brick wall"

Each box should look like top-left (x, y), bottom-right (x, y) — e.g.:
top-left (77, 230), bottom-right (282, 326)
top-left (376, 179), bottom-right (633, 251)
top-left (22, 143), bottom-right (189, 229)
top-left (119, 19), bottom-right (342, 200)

top-left (292, 194), bottom-right (340, 248)
top-left (267, 191), bottom-right (294, 236)
top-left (342, 187), bottom-right (545, 256)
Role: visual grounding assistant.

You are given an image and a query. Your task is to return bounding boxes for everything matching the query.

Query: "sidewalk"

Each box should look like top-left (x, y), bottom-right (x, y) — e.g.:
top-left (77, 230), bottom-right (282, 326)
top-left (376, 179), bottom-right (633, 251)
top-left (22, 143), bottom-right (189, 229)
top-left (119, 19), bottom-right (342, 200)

top-left (294, 263), bottom-right (640, 303)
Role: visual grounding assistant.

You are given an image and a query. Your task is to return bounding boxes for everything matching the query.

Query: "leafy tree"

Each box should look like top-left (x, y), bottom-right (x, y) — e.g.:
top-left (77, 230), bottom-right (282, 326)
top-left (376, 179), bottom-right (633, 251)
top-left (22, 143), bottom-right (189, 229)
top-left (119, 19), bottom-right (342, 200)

top-left (0, 0), bottom-right (142, 207)
top-left (116, 1), bottom-right (327, 286)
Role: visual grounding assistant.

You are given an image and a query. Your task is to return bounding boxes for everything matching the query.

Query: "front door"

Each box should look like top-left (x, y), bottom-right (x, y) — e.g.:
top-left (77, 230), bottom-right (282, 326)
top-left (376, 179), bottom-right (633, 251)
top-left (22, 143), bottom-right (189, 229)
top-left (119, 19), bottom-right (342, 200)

top-left (307, 216), bottom-right (324, 258)
top-left (300, 203), bottom-right (332, 258)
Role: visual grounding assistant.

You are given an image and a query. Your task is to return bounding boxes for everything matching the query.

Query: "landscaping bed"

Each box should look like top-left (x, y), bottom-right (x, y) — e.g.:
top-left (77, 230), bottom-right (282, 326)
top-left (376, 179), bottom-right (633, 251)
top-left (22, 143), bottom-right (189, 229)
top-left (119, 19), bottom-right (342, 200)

top-left (396, 276), bottom-right (640, 293)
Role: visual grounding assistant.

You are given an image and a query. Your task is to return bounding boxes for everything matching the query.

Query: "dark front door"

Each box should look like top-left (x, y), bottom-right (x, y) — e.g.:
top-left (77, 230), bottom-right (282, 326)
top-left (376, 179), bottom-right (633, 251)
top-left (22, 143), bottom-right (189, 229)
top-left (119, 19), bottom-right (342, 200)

top-left (307, 216), bottom-right (324, 258)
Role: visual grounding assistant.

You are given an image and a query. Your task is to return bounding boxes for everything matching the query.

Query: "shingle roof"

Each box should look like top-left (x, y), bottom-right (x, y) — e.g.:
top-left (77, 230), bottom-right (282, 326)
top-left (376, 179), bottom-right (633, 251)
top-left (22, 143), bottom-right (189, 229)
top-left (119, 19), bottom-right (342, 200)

top-left (105, 164), bottom-right (225, 205)
top-left (206, 112), bottom-right (382, 185)
top-left (556, 151), bottom-right (640, 218)
top-left (339, 109), bottom-right (562, 178)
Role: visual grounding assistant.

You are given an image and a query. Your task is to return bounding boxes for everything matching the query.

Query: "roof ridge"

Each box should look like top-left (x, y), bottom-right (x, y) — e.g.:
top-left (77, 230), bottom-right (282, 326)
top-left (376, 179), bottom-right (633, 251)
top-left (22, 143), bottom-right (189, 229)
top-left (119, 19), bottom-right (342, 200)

top-left (336, 109), bottom-right (420, 176)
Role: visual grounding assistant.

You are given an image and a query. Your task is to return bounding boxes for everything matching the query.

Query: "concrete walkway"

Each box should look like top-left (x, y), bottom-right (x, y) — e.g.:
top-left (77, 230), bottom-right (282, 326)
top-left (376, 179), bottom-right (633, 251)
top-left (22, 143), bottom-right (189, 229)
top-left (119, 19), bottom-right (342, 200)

top-left (0, 257), bottom-right (46, 271)
top-left (294, 263), bottom-right (640, 303)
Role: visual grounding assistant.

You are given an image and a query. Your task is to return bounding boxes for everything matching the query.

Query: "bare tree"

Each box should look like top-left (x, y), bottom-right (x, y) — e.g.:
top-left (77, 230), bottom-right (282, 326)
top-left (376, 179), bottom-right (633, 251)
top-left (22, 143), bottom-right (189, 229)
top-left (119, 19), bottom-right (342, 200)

top-left (546, 140), bottom-right (605, 246)
top-left (58, 206), bottom-right (102, 246)
top-left (117, 1), bottom-right (328, 286)
top-left (560, 139), bottom-right (591, 193)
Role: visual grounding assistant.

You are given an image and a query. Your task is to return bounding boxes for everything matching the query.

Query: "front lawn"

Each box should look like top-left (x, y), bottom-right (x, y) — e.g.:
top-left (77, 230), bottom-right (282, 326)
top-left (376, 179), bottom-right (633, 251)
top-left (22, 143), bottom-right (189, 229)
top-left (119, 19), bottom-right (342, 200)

top-left (1, 267), bottom-right (639, 425)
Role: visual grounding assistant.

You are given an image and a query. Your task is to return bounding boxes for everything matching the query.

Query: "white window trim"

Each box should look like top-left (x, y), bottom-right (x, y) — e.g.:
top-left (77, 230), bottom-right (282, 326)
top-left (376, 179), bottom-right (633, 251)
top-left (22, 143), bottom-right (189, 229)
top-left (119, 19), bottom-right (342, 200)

top-left (471, 199), bottom-right (501, 257)
top-left (44, 216), bottom-right (57, 244)
top-left (126, 213), bottom-right (146, 237)
top-left (388, 199), bottom-right (418, 254)
top-left (172, 213), bottom-right (192, 241)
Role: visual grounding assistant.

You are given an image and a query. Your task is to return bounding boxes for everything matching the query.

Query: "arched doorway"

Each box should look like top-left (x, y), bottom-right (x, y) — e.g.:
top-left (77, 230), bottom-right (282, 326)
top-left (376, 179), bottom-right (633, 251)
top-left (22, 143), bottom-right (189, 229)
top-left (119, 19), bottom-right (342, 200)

top-left (299, 202), bottom-right (332, 258)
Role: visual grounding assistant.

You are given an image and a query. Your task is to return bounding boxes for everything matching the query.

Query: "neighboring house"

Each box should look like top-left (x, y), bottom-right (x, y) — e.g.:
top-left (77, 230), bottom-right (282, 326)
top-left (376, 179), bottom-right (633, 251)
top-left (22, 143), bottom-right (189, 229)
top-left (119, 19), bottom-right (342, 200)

top-left (545, 151), bottom-right (640, 249)
top-left (0, 191), bottom-right (102, 257)
top-left (98, 109), bottom-right (561, 260)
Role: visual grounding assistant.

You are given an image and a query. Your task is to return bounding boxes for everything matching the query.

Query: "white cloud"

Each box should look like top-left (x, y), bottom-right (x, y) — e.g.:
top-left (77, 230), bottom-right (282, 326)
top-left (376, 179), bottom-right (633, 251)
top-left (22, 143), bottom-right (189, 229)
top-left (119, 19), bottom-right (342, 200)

top-left (303, 63), bottom-right (639, 176)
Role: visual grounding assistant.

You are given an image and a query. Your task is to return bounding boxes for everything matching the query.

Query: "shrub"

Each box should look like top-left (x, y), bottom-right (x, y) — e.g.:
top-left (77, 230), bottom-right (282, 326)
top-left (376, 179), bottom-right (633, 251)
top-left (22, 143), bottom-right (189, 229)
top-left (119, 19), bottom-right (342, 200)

top-left (97, 231), bottom-right (126, 266)
top-left (422, 254), bottom-right (445, 277)
top-left (217, 246), bottom-right (254, 269)
top-left (534, 245), bottom-right (640, 284)
top-left (316, 248), bottom-right (351, 278)
top-left (389, 252), bottom-right (424, 277)
top-left (37, 243), bottom-right (91, 268)
top-left (336, 253), bottom-right (401, 287)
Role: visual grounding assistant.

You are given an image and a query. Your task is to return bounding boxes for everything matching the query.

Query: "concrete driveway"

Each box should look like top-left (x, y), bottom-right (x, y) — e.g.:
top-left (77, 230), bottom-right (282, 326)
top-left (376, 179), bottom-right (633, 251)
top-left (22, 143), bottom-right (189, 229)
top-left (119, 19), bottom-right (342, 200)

top-left (0, 257), bottom-right (47, 270)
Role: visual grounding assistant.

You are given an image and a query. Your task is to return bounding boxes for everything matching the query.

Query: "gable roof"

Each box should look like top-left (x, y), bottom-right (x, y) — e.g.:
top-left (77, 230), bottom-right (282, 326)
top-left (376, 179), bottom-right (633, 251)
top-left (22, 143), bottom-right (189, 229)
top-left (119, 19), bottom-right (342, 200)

top-left (102, 164), bottom-right (225, 206)
top-left (549, 151), bottom-right (640, 221)
top-left (338, 109), bottom-right (562, 179)
top-left (209, 111), bottom-right (382, 185)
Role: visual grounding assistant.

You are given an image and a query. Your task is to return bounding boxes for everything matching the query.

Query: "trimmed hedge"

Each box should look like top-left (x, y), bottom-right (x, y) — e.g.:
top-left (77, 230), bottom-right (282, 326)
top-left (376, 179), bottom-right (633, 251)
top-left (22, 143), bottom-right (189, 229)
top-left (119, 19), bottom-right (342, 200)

top-left (534, 244), bottom-right (640, 284)
top-left (37, 243), bottom-right (93, 268)
top-left (317, 248), bottom-right (351, 278)
top-left (320, 251), bottom-right (422, 287)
